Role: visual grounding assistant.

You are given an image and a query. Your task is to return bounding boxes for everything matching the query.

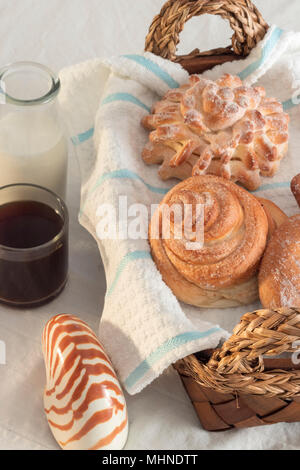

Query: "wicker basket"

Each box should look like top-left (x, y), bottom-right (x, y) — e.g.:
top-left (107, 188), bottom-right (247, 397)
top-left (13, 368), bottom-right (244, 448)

top-left (174, 308), bottom-right (300, 431)
top-left (145, 2), bottom-right (300, 432)
top-left (145, 0), bottom-right (269, 74)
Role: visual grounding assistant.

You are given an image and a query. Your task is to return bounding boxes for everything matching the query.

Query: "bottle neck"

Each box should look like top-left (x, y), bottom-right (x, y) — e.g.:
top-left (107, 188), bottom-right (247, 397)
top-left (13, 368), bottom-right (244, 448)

top-left (0, 62), bottom-right (60, 107)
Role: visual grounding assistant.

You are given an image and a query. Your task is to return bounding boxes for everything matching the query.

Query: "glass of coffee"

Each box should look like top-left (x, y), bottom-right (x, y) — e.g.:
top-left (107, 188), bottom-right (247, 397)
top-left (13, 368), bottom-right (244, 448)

top-left (0, 184), bottom-right (69, 308)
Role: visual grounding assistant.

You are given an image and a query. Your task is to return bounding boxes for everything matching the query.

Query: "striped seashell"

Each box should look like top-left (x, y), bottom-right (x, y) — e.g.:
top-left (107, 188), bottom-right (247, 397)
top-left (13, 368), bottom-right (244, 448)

top-left (42, 314), bottom-right (128, 450)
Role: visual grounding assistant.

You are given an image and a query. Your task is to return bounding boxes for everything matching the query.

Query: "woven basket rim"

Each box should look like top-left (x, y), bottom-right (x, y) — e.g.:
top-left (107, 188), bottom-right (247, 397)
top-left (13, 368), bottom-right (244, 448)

top-left (175, 308), bottom-right (300, 399)
top-left (145, 0), bottom-right (269, 63)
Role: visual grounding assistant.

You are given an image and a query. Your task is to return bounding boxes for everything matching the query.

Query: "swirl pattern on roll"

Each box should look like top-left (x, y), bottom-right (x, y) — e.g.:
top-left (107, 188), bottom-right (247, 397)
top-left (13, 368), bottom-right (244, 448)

top-left (149, 175), bottom-right (269, 308)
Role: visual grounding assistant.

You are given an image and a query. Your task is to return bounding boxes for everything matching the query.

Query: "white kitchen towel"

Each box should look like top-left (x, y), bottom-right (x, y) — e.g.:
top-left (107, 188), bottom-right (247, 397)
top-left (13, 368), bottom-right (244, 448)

top-left (59, 25), bottom-right (300, 395)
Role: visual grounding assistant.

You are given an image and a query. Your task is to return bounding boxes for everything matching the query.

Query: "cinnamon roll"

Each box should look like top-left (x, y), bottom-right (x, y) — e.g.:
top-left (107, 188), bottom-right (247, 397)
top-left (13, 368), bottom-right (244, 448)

top-left (149, 175), bottom-right (269, 308)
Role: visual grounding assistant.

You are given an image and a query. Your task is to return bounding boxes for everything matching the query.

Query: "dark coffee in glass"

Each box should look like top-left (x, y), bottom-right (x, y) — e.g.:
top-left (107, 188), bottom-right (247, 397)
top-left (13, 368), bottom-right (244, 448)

top-left (0, 184), bottom-right (68, 308)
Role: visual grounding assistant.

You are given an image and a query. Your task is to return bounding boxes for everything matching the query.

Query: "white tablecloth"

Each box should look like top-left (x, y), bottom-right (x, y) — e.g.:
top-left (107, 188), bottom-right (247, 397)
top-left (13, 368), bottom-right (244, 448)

top-left (1, 0), bottom-right (300, 450)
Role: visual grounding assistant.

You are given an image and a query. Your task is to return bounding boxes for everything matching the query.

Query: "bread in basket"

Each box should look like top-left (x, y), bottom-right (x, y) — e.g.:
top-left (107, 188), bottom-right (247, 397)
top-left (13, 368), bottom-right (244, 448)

top-left (145, 0), bottom-right (300, 432)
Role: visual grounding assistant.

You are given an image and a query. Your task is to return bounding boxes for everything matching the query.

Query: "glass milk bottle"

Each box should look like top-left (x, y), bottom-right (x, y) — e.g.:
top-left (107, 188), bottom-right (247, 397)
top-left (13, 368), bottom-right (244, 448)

top-left (0, 62), bottom-right (68, 199)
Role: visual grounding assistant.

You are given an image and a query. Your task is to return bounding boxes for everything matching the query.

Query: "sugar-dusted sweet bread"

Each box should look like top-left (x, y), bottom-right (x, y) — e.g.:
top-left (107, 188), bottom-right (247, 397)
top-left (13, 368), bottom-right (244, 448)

top-left (259, 175), bottom-right (300, 309)
top-left (259, 215), bottom-right (300, 309)
top-left (149, 175), bottom-right (270, 308)
top-left (142, 74), bottom-right (289, 190)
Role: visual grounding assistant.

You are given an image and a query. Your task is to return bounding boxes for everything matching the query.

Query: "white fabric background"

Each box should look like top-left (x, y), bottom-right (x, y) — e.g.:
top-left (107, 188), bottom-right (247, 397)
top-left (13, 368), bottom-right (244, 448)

top-left (0, 0), bottom-right (300, 450)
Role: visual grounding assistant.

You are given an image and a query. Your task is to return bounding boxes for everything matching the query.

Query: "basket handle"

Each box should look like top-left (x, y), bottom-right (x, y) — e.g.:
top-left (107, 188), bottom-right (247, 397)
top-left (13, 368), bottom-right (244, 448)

top-left (145, 0), bottom-right (269, 66)
top-left (208, 308), bottom-right (300, 375)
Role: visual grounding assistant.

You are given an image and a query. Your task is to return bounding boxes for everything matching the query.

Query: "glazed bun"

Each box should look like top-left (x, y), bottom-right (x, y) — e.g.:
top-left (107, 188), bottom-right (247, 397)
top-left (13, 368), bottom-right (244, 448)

top-left (149, 175), bottom-right (269, 308)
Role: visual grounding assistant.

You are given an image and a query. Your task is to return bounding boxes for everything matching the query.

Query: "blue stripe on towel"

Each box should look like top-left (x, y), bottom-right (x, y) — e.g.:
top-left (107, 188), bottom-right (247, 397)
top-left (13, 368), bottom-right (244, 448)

top-left (122, 54), bottom-right (179, 89)
top-left (71, 94), bottom-right (150, 146)
top-left (80, 169), bottom-right (171, 217)
top-left (124, 328), bottom-right (221, 390)
top-left (251, 181), bottom-right (290, 193)
top-left (71, 127), bottom-right (94, 146)
top-left (283, 97), bottom-right (300, 111)
top-left (238, 27), bottom-right (284, 80)
top-left (106, 250), bottom-right (152, 297)
top-left (93, 169), bottom-right (171, 195)
top-left (101, 92), bottom-right (151, 112)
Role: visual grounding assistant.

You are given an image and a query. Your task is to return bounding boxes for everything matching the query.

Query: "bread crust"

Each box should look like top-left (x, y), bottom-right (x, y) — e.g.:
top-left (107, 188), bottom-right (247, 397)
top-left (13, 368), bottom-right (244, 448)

top-left (259, 215), bottom-right (300, 309)
top-left (257, 197), bottom-right (288, 239)
top-left (291, 174), bottom-right (300, 209)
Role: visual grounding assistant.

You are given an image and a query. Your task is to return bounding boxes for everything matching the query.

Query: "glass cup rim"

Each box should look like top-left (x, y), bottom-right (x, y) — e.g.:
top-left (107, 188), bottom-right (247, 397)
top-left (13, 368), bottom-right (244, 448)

top-left (0, 183), bottom-right (69, 254)
top-left (0, 61), bottom-right (60, 106)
